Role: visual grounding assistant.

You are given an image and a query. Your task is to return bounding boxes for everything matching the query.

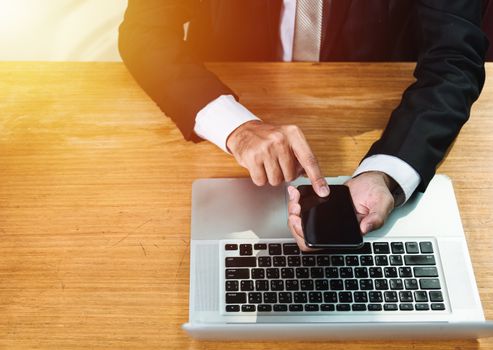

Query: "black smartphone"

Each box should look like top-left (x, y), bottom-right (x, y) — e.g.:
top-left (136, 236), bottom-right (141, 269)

top-left (298, 184), bottom-right (363, 249)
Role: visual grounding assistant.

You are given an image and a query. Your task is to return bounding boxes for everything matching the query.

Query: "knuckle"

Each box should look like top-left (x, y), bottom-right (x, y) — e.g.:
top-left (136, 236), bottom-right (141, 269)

top-left (269, 131), bottom-right (286, 145)
top-left (284, 124), bottom-right (301, 135)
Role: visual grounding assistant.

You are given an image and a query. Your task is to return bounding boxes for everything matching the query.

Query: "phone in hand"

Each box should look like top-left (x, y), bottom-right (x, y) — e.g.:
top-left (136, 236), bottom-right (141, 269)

top-left (297, 184), bottom-right (364, 249)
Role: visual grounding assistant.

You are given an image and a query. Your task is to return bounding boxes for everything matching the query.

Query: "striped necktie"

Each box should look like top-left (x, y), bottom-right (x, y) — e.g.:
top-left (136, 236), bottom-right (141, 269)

top-left (292, 0), bottom-right (324, 62)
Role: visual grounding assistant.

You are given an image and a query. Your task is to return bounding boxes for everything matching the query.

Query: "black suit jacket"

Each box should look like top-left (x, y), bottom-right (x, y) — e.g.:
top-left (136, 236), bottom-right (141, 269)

top-left (119, 0), bottom-right (488, 191)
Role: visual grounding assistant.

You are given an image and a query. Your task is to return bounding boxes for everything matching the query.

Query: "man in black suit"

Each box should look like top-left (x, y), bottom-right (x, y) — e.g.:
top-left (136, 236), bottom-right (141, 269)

top-left (119, 1), bottom-right (488, 250)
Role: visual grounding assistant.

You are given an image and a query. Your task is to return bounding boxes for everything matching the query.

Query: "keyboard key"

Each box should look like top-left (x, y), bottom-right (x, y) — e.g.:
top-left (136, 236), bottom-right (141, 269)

top-left (302, 256), bottom-right (316, 266)
top-left (226, 305), bottom-right (240, 312)
top-left (315, 279), bottom-right (329, 290)
top-left (285, 280), bottom-right (299, 291)
top-left (305, 304), bottom-right (320, 312)
top-left (415, 303), bottom-right (430, 311)
top-left (309, 292), bottom-right (323, 303)
top-left (241, 280), bottom-right (254, 291)
top-left (278, 292), bottom-right (292, 303)
top-left (226, 280), bottom-right (239, 291)
top-left (384, 303), bottom-right (398, 311)
top-left (274, 304), bottom-right (288, 312)
top-left (431, 303), bottom-right (446, 310)
top-left (294, 292), bottom-right (307, 303)
top-left (300, 279), bottom-right (314, 290)
top-left (283, 243), bottom-right (300, 255)
top-left (251, 268), bottom-right (265, 279)
top-left (325, 267), bottom-right (339, 278)
top-left (281, 268), bottom-right (294, 279)
top-left (359, 279), bottom-right (374, 290)
top-left (296, 268), bottom-right (309, 279)
top-left (420, 278), bottom-right (441, 289)
top-left (324, 292), bottom-right (338, 303)
top-left (360, 255), bottom-right (374, 266)
top-left (384, 291), bottom-right (398, 302)
top-left (354, 267), bottom-right (368, 278)
top-left (354, 291), bottom-right (368, 303)
top-left (404, 279), bottom-right (418, 290)
top-left (414, 267), bottom-right (438, 277)
top-left (330, 279), bottom-right (344, 290)
top-left (263, 292), bottom-right (277, 303)
top-left (414, 291), bottom-right (429, 302)
top-left (369, 267), bottom-right (383, 278)
top-left (352, 304), bottom-right (367, 311)
top-left (225, 244), bottom-right (238, 251)
top-left (340, 267), bottom-right (354, 278)
top-left (258, 256), bottom-right (272, 267)
top-left (369, 291), bottom-right (383, 303)
top-left (389, 255), bottom-right (403, 266)
top-left (420, 241), bottom-right (434, 253)
top-left (373, 278), bottom-right (389, 290)
top-left (257, 304), bottom-right (272, 312)
top-left (287, 256), bottom-right (301, 266)
top-left (226, 292), bottom-right (247, 304)
top-left (270, 280), bottom-right (284, 291)
top-left (338, 292), bottom-right (353, 303)
top-left (399, 291), bottom-right (413, 302)
top-left (404, 255), bottom-right (436, 265)
top-left (317, 256), bottom-right (331, 266)
top-left (399, 303), bottom-right (414, 311)
top-left (391, 242), bottom-right (405, 254)
top-left (255, 280), bottom-right (269, 291)
top-left (254, 243), bottom-right (267, 250)
top-left (429, 291), bottom-right (444, 302)
top-left (375, 255), bottom-right (389, 266)
top-left (384, 267), bottom-right (398, 278)
top-left (337, 304), bottom-right (351, 311)
top-left (368, 304), bottom-right (383, 311)
top-left (405, 242), bottom-right (419, 254)
top-left (289, 304), bottom-right (303, 312)
top-left (242, 304), bottom-right (256, 312)
top-left (331, 256), bottom-right (345, 266)
top-left (226, 257), bottom-right (256, 267)
top-left (269, 244), bottom-right (282, 255)
top-left (399, 266), bottom-right (413, 277)
top-left (346, 256), bottom-right (359, 266)
top-left (389, 279), bottom-right (403, 290)
top-left (273, 256), bottom-right (286, 267)
top-left (266, 268), bottom-right (280, 279)
top-left (310, 267), bottom-right (324, 278)
top-left (345, 279), bottom-right (359, 290)
top-left (239, 244), bottom-right (253, 256)
top-left (226, 269), bottom-right (249, 279)
top-left (248, 292), bottom-right (262, 304)
top-left (373, 242), bottom-right (390, 254)
top-left (321, 304), bottom-right (335, 311)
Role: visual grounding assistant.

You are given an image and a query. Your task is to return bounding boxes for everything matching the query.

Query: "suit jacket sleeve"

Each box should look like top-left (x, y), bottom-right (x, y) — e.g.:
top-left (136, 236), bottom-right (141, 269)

top-left (364, 0), bottom-right (489, 191)
top-left (118, 0), bottom-right (236, 141)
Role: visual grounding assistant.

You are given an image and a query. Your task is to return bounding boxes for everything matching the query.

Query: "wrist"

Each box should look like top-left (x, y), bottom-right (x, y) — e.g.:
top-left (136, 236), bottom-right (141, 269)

top-left (226, 120), bottom-right (262, 153)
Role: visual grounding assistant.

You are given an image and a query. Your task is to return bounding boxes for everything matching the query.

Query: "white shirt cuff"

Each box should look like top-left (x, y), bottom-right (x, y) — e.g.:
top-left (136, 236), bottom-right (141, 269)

top-left (353, 154), bottom-right (421, 205)
top-left (194, 95), bottom-right (261, 153)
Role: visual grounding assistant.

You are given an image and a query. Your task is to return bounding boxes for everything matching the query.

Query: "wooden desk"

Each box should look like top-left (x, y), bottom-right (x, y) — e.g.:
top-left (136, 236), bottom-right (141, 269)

top-left (0, 62), bottom-right (492, 349)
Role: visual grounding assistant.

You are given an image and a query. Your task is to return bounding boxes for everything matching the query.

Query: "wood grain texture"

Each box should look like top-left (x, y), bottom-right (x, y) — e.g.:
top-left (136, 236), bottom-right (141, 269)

top-left (0, 62), bottom-right (492, 349)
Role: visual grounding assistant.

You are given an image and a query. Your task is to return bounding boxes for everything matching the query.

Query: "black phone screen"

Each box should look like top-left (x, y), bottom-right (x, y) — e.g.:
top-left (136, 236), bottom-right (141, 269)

top-left (298, 184), bottom-right (363, 248)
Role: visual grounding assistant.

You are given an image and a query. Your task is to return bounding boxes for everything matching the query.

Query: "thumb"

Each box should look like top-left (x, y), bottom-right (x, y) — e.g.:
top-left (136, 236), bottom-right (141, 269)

top-left (360, 212), bottom-right (385, 234)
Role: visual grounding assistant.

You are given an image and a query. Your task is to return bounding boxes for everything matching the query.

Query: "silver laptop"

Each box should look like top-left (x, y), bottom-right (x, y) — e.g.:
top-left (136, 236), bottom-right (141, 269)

top-left (183, 175), bottom-right (493, 340)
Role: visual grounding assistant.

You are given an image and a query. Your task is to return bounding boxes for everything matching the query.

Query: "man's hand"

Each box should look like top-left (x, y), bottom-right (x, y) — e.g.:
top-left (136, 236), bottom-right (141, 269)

top-left (227, 121), bottom-right (330, 197)
top-left (287, 171), bottom-right (396, 251)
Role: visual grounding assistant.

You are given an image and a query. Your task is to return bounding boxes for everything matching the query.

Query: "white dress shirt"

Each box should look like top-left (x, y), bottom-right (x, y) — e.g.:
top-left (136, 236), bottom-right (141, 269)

top-left (193, 0), bottom-right (420, 204)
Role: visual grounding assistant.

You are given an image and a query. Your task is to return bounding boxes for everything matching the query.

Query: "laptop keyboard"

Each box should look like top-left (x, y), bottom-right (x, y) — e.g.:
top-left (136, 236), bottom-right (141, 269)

top-left (221, 239), bottom-right (448, 315)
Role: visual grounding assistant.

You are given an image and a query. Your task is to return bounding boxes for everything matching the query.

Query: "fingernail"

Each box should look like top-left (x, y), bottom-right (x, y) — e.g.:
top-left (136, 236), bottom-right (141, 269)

top-left (318, 184), bottom-right (330, 197)
top-left (287, 187), bottom-right (295, 200)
